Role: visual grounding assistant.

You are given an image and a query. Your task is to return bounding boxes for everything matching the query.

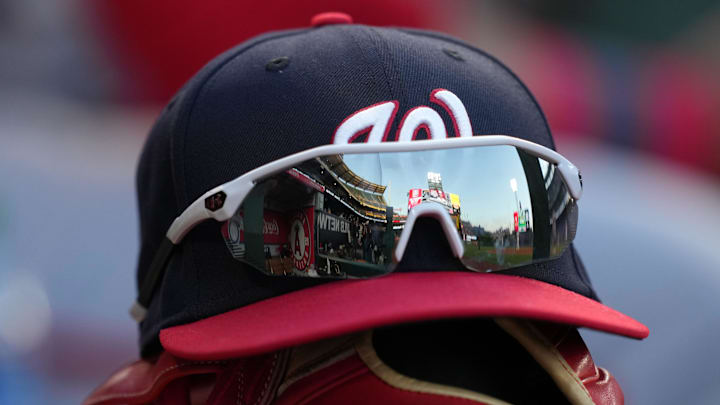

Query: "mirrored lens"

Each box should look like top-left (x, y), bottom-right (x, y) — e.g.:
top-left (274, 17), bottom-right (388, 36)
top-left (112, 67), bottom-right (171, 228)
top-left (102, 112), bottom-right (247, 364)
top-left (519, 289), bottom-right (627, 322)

top-left (221, 145), bottom-right (577, 277)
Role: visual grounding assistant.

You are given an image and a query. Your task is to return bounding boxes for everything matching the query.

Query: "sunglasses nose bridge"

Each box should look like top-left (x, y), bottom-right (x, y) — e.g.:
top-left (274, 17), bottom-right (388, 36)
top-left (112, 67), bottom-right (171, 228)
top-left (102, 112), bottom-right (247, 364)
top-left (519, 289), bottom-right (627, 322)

top-left (394, 203), bottom-right (465, 262)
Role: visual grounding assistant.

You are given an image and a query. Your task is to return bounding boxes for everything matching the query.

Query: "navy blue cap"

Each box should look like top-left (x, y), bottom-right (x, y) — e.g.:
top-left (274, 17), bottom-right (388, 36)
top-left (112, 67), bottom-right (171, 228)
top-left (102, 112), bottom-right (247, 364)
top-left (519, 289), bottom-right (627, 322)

top-left (136, 18), bottom-right (603, 357)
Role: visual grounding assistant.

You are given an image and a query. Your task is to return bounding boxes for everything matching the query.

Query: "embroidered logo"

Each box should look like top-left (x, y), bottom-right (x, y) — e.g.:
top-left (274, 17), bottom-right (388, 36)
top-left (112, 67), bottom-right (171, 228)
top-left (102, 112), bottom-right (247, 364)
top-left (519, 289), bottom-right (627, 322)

top-left (332, 89), bottom-right (473, 144)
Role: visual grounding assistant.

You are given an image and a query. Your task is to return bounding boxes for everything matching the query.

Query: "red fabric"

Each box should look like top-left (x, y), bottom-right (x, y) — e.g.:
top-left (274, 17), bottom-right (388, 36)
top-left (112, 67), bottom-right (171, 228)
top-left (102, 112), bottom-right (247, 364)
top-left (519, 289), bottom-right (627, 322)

top-left (160, 272), bottom-right (648, 360)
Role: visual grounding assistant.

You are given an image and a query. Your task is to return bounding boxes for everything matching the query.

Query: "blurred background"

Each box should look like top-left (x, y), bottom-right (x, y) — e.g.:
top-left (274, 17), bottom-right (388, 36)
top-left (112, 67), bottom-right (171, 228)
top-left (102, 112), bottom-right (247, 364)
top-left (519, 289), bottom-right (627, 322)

top-left (1, 1), bottom-right (718, 403)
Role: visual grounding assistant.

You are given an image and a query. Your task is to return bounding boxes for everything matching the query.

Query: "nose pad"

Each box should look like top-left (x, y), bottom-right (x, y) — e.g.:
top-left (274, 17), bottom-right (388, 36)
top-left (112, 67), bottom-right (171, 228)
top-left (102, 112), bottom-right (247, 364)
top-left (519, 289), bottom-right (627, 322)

top-left (394, 203), bottom-right (465, 263)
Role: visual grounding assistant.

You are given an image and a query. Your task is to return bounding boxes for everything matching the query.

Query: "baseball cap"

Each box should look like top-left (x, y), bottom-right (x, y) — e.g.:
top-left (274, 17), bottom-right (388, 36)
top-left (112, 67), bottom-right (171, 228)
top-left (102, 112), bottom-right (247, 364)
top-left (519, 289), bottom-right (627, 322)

top-left (135, 12), bottom-right (648, 359)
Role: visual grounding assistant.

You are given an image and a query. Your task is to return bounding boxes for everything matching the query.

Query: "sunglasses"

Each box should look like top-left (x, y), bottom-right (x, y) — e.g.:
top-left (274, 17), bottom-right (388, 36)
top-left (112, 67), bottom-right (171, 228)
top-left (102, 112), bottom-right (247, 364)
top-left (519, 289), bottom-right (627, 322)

top-left (131, 136), bottom-right (582, 322)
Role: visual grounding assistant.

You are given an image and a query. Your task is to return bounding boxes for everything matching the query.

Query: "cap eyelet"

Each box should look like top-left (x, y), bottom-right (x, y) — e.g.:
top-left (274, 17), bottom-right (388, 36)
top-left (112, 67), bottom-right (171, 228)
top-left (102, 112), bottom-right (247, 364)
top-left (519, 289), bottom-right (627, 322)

top-left (443, 48), bottom-right (464, 61)
top-left (266, 56), bottom-right (290, 72)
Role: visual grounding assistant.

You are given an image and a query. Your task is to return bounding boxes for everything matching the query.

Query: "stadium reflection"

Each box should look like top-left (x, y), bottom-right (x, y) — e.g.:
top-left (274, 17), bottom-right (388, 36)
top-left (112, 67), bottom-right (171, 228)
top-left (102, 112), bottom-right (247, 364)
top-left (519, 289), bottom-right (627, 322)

top-left (222, 146), bottom-right (578, 277)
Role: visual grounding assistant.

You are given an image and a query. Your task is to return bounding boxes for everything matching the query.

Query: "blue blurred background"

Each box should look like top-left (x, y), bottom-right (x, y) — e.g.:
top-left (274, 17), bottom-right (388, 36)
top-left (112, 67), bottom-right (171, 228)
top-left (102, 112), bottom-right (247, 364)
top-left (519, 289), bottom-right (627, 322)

top-left (1, 1), bottom-right (718, 403)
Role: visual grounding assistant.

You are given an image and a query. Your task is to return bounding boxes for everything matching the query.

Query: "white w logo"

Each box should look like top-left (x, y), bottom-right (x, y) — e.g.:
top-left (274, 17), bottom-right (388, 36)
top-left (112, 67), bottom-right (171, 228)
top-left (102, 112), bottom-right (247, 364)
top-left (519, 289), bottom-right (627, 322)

top-left (332, 89), bottom-right (473, 144)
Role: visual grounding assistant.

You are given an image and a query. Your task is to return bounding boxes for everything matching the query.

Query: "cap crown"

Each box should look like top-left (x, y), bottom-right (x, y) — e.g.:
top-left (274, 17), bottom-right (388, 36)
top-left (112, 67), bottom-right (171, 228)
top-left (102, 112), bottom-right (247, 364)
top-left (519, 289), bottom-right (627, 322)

top-left (136, 24), bottom-right (594, 356)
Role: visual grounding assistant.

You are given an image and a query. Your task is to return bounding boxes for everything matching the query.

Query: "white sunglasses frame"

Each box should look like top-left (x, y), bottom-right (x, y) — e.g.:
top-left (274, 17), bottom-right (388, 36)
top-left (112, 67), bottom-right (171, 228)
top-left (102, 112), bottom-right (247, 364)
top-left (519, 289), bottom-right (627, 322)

top-left (130, 135), bottom-right (582, 322)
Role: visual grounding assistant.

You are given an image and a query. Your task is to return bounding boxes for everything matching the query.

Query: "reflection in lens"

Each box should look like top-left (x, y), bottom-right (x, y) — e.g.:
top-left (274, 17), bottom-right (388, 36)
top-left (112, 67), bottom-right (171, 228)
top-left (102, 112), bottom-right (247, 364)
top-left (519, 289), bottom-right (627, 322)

top-left (221, 146), bottom-right (577, 278)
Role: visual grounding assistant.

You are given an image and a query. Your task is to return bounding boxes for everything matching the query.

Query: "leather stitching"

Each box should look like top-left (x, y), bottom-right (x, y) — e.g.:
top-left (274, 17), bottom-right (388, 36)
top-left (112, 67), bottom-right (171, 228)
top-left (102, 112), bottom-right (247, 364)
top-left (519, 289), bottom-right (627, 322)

top-left (237, 364), bottom-right (246, 405)
top-left (255, 353), bottom-right (278, 405)
top-left (277, 348), bottom-right (355, 396)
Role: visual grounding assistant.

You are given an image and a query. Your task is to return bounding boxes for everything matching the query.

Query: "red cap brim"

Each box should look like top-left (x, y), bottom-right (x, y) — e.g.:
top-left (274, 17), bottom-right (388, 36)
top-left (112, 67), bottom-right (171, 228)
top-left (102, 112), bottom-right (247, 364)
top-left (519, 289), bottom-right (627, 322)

top-left (160, 272), bottom-right (648, 360)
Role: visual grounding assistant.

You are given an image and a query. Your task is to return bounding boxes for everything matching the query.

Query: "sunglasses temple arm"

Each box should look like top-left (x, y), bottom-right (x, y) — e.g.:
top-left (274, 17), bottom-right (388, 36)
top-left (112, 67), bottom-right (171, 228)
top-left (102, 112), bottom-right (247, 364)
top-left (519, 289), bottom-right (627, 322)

top-left (130, 237), bottom-right (176, 323)
top-left (521, 146), bottom-right (582, 200)
top-left (129, 198), bottom-right (212, 323)
top-left (555, 161), bottom-right (582, 200)
top-left (129, 180), bottom-right (256, 322)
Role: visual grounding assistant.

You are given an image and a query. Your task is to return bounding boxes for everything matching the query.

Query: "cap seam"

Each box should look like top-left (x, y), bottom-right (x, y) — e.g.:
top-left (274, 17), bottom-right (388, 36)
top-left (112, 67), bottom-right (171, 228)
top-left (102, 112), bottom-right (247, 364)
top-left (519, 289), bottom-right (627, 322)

top-left (366, 26), bottom-right (406, 123)
top-left (397, 28), bottom-right (556, 150)
top-left (343, 26), bottom-right (399, 119)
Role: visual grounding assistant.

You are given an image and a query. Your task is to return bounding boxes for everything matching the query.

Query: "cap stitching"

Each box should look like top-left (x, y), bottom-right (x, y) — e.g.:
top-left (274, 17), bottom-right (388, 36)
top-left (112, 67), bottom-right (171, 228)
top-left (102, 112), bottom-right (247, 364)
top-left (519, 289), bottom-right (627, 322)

top-left (342, 26), bottom-right (398, 121)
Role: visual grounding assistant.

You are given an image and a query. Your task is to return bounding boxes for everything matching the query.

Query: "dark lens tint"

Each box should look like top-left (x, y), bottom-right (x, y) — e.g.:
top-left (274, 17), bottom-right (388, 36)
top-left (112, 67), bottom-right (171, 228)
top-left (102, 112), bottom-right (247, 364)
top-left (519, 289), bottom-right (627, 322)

top-left (221, 146), bottom-right (577, 278)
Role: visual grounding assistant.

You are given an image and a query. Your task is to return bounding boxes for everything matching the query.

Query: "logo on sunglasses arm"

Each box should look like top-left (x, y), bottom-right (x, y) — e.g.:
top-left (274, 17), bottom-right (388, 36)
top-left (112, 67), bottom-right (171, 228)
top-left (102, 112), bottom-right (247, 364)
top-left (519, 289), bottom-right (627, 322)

top-left (332, 89), bottom-right (473, 144)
